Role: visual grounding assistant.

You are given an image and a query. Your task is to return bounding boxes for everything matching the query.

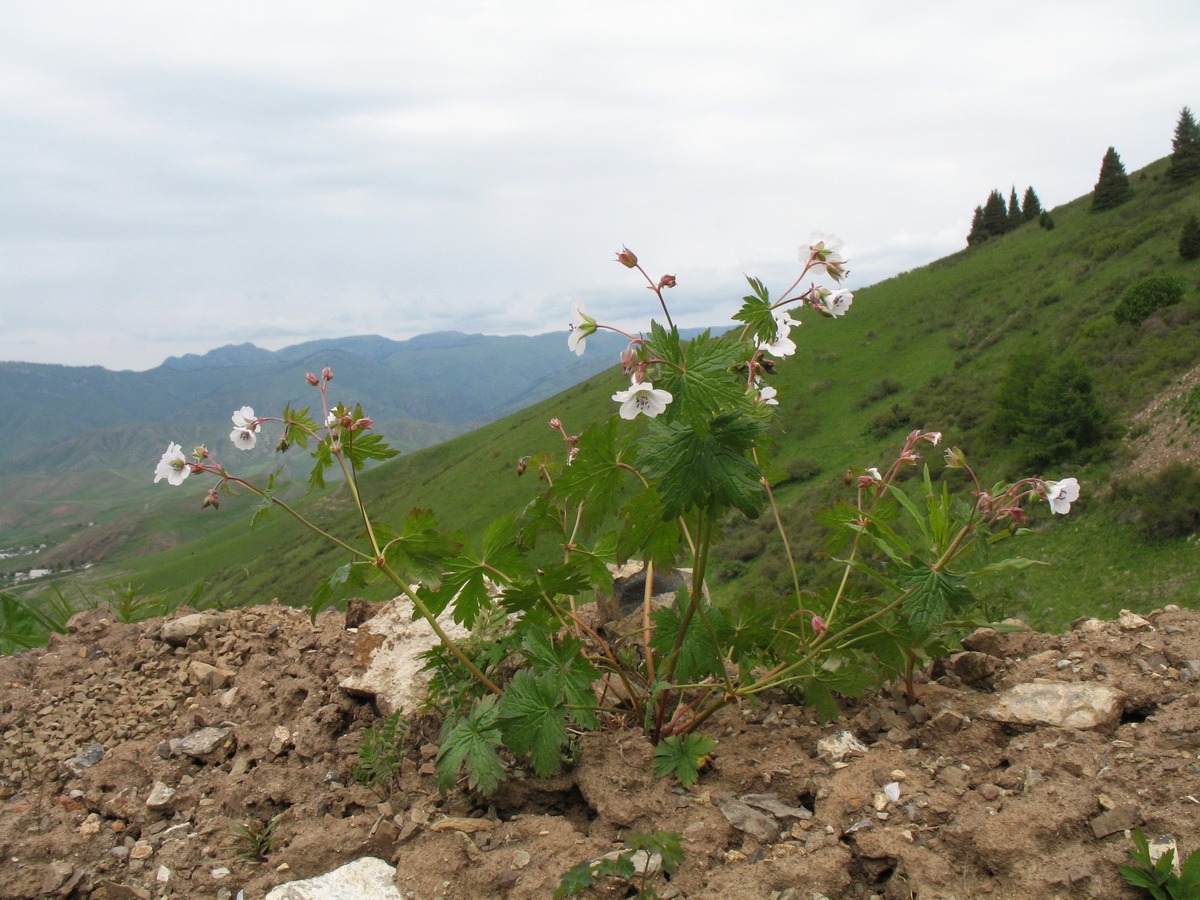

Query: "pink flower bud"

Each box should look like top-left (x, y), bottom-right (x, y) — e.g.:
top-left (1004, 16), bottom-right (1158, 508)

top-left (353, 417), bottom-right (374, 431)
top-left (202, 488), bottom-right (221, 510)
top-left (548, 418), bottom-right (562, 430)
top-left (811, 614), bottom-right (828, 636)
top-left (305, 372), bottom-right (320, 386)
top-left (517, 456), bottom-right (529, 476)
top-left (615, 246), bottom-right (638, 268)
top-left (658, 274), bottom-right (677, 289)
top-left (321, 366), bottom-right (334, 382)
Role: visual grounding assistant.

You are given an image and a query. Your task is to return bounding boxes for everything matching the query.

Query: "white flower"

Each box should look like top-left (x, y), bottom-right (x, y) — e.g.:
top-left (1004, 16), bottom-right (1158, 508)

top-left (867, 467), bottom-right (882, 482)
top-left (326, 411), bottom-right (339, 428)
top-left (1045, 477), bottom-right (1080, 515)
top-left (154, 443), bottom-right (191, 485)
top-left (231, 406), bottom-right (259, 431)
top-left (230, 427), bottom-right (257, 450)
top-left (758, 312), bottom-right (798, 358)
top-left (230, 406), bottom-right (260, 450)
top-left (568, 300), bottom-right (597, 356)
top-left (756, 384), bottom-right (779, 406)
top-left (802, 231), bottom-right (845, 263)
top-left (822, 289), bottom-right (854, 318)
top-left (612, 380), bottom-right (673, 419)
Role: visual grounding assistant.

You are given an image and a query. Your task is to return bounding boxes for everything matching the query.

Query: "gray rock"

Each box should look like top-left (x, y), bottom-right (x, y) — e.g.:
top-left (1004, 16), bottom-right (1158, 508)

top-left (983, 682), bottom-right (1125, 729)
top-left (176, 726), bottom-right (232, 758)
top-left (716, 795), bottom-right (782, 842)
top-left (65, 743), bottom-right (106, 774)
top-left (264, 857), bottom-right (403, 900)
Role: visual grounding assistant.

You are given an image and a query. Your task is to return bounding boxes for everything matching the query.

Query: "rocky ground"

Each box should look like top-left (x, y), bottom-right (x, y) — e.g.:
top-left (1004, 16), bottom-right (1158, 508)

top-left (3, 598), bottom-right (1200, 900)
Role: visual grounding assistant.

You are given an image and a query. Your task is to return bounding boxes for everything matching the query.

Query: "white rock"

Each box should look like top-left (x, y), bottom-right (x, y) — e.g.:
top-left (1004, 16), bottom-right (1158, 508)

top-left (339, 597), bottom-right (472, 716)
top-left (816, 730), bottom-right (869, 761)
top-left (264, 857), bottom-right (403, 900)
top-left (146, 781), bottom-right (176, 809)
top-left (984, 682), bottom-right (1126, 729)
top-left (1118, 609), bottom-right (1153, 631)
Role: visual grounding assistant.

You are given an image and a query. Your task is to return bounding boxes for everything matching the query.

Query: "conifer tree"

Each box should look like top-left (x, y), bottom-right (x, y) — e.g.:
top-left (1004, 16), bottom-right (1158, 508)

top-left (1022, 186), bottom-right (1042, 221)
top-left (1006, 187), bottom-right (1022, 231)
top-left (1181, 214), bottom-right (1200, 261)
top-left (982, 189), bottom-right (1008, 237)
top-left (1092, 147), bottom-right (1132, 212)
top-left (966, 205), bottom-right (985, 246)
top-left (1169, 106), bottom-right (1200, 183)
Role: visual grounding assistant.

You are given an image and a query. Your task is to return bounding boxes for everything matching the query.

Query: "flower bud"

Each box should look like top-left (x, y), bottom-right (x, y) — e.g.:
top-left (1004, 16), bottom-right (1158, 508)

top-left (305, 372), bottom-right (320, 386)
top-left (548, 418), bottom-right (562, 430)
top-left (352, 417), bottom-right (374, 431)
top-left (193, 444), bottom-right (209, 460)
top-left (811, 614), bottom-right (828, 636)
top-left (943, 446), bottom-right (966, 468)
top-left (615, 246), bottom-right (638, 268)
top-left (321, 366), bottom-right (334, 382)
top-left (517, 456), bottom-right (529, 476)
top-left (202, 488), bottom-right (221, 510)
top-left (658, 274), bottom-right (677, 289)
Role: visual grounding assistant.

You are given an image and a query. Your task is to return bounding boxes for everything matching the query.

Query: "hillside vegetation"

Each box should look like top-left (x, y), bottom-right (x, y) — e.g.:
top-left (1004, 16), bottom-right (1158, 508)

top-left (9, 154), bottom-right (1200, 636)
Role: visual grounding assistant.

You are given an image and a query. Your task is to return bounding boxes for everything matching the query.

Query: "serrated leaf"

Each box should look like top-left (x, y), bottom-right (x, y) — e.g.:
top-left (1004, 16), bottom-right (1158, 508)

top-left (498, 670), bottom-right (569, 778)
top-left (555, 860), bottom-right (597, 897)
top-left (379, 509), bottom-right (462, 584)
top-left (653, 330), bottom-right (748, 428)
top-left (550, 418), bottom-right (638, 531)
top-left (638, 412), bottom-right (766, 519)
top-left (652, 734), bottom-right (715, 787)
top-left (436, 696), bottom-right (505, 795)
top-left (970, 556), bottom-right (1048, 576)
top-left (616, 487), bottom-right (685, 570)
top-left (893, 562), bottom-right (973, 638)
top-left (650, 601), bottom-right (729, 684)
top-left (732, 279), bottom-right (777, 346)
top-left (310, 559), bottom-right (372, 618)
top-left (439, 516), bottom-right (528, 629)
top-left (521, 630), bottom-right (600, 729)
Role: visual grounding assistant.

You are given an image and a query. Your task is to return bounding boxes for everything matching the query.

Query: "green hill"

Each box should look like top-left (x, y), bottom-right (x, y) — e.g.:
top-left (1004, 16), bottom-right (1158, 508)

top-left (10, 155), bottom-right (1200, 634)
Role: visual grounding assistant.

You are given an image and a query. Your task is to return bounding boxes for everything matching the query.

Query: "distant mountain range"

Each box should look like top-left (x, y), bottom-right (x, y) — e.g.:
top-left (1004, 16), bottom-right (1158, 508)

top-left (1, 330), bottom-right (658, 470)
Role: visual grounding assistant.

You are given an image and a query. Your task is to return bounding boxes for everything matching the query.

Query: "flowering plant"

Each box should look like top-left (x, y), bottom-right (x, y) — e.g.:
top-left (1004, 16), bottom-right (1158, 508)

top-left (154, 236), bottom-right (1080, 793)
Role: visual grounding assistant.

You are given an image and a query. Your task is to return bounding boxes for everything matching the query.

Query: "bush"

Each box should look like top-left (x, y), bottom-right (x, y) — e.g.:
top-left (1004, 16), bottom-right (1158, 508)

top-left (1180, 214), bottom-right (1200, 261)
top-left (1111, 463), bottom-right (1200, 542)
top-left (855, 378), bottom-right (902, 408)
top-left (1115, 275), bottom-right (1186, 325)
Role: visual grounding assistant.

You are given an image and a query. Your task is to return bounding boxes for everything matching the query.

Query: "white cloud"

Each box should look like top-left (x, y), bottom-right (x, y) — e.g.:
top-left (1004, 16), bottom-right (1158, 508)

top-left (2, 1), bottom-right (1198, 369)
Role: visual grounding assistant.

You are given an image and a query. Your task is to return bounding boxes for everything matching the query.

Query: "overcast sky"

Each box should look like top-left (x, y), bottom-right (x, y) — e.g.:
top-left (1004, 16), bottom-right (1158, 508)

top-left (3, 2), bottom-right (1198, 371)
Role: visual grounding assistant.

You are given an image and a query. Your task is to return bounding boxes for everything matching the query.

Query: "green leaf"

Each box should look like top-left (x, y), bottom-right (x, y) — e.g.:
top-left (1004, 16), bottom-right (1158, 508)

top-left (550, 417), bottom-right (639, 531)
top-left (650, 601), bottom-right (729, 684)
top-left (379, 509), bottom-right (462, 585)
top-left (627, 831), bottom-right (685, 874)
top-left (439, 515), bottom-right (529, 629)
top-left (344, 429), bottom-right (400, 471)
top-left (436, 696), bottom-right (505, 795)
top-left (616, 487), bottom-right (685, 570)
top-left (732, 276), bottom-right (777, 346)
top-left (521, 631), bottom-right (601, 729)
top-left (555, 860), bottom-right (597, 897)
top-left (653, 330), bottom-right (748, 429)
top-left (652, 734), bottom-right (715, 788)
top-left (638, 412), bottom-right (766, 519)
top-left (969, 556), bottom-right (1048, 576)
top-left (310, 559), bottom-right (372, 618)
top-left (499, 561), bottom-right (593, 617)
top-left (281, 403), bottom-right (315, 451)
top-left (893, 562), bottom-right (973, 638)
top-left (498, 670), bottom-right (569, 778)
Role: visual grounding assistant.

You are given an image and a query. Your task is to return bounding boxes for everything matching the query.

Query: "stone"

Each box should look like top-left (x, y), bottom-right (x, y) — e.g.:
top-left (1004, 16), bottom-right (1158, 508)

top-left (1118, 609), bottom-right (1153, 631)
top-left (65, 743), bottom-right (106, 774)
top-left (145, 781), bottom-right (176, 809)
top-left (817, 731), bottom-right (868, 762)
top-left (188, 660), bottom-right (235, 690)
top-left (176, 726), bottom-right (233, 758)
top-left (161, 614), bottom-right (219, 645)
top-left (338, 597), bottom-right (473, 716)
top-left (984, 682), bottom-right (1126, 729)
top-left (716, 795), bottom-right (782, 843)
top-left (264, 857), bottom-right (403, 900)
top-left (949, 651), bottom-right (1001, 684)
top-left (1090, 803), bottom-right (1141, 838)
top-left (930, 709), bottom-right (964, 733)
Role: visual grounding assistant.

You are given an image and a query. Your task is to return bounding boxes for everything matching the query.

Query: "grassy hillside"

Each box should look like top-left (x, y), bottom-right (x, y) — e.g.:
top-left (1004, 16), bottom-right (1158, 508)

top-left (13, 156), bottom-right (1200, 633)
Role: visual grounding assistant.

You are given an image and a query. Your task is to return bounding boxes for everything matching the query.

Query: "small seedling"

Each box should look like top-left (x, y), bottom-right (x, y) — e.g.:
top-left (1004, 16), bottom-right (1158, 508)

top-left (556, 830), bottom-right (683, 899)
top-left (1120, 828), bottom-right (1200, 899)
top-left (349, 709), bottom-right (409, 798)
top-left (227, 812), bottom-right (282, 862)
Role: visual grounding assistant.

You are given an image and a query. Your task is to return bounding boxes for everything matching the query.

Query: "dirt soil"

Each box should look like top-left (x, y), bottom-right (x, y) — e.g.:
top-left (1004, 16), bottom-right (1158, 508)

top-left (3, 601), bottom-right (1200, 900)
